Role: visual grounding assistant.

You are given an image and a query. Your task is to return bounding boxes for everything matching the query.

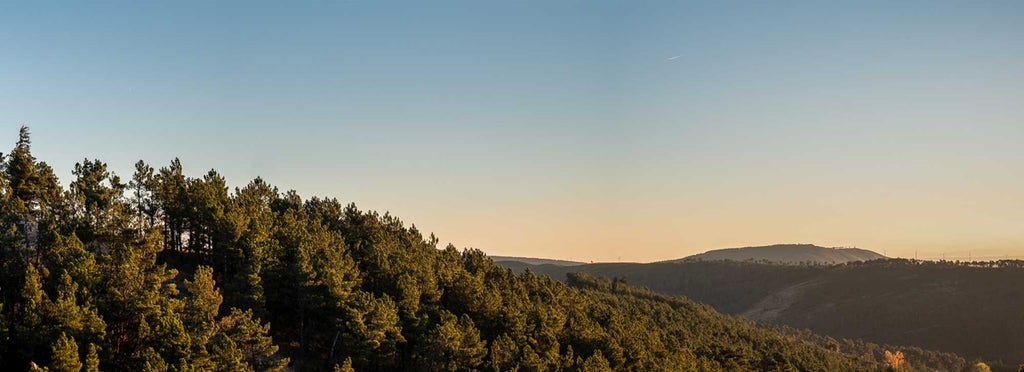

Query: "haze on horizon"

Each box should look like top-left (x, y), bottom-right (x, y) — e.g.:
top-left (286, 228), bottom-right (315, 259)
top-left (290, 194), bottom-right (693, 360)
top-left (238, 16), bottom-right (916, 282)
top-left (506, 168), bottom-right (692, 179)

top-left (2, 1), bottom-right (1022, 262)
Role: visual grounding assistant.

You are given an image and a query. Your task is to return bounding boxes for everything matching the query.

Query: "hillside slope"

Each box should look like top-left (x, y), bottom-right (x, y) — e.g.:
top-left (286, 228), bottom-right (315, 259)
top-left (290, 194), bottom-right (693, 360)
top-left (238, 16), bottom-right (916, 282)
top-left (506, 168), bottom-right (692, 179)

top-left (678, 244), bottom-right (886, 264)
top-left (503, 259), bottom-right (1024, 368)
top-left (0, 127), bottom-right (965, 371)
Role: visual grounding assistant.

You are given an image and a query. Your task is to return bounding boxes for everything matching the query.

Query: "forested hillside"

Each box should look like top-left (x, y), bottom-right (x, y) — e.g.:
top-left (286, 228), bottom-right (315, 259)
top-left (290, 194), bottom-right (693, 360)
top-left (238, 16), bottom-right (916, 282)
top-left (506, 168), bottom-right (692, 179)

top-left (0, 127), bottom-right (963, 371)
top-left (503, 259), bottom-right (1024, 369)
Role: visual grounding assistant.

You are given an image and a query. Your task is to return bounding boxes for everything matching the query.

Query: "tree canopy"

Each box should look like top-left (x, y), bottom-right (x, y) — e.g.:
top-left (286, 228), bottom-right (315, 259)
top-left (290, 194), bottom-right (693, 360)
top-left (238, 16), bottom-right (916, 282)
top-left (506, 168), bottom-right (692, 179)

top-left (0, 127), bottom-right (965, 371)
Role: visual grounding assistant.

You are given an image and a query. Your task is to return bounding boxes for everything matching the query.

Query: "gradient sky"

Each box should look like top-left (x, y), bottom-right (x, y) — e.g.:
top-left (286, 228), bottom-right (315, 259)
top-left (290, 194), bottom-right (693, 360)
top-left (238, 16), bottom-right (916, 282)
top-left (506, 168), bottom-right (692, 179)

top-left (2, 1), bottom-right (1022, 262)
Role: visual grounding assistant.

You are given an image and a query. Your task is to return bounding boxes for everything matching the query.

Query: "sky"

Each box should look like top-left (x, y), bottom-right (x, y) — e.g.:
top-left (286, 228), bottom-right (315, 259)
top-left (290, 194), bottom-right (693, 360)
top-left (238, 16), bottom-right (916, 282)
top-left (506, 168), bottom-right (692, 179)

top-left (1, 1), bottom-right (1022, 262)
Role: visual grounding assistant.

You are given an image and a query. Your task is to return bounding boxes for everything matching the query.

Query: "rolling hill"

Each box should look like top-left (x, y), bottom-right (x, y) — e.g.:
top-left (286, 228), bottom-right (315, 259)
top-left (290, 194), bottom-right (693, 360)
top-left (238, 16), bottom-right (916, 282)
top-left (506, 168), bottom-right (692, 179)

top-left (676, 244), bottom-right (886, 264)
top-left (499, 258), bottom-right (1024, 369)
top-left (489, 255), bottom-right (584, 266)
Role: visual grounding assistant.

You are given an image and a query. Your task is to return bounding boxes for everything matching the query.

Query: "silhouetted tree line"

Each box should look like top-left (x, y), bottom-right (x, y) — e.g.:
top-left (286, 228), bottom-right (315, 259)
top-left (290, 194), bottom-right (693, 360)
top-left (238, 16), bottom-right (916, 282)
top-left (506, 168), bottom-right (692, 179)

top-left (843, 258), bottom-right (1024, 269)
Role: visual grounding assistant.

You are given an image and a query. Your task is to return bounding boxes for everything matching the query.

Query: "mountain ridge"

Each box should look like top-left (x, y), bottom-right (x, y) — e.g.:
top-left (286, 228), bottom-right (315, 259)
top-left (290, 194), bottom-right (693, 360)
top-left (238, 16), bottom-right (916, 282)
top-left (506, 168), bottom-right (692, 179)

top-left (675, 244), bottom-right (887, 264)
top-left (488, 255), bottom-right (584, 266)
top-left (491, 244), bottom-right (887, 267)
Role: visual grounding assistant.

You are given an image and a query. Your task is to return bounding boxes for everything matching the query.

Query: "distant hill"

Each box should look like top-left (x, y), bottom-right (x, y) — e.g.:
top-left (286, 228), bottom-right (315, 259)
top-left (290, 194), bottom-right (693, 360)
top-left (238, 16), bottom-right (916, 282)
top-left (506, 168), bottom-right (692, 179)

top-left (676, 244), bottom-right (886, 264)
top-left (488, 255), bottom-right (584, 266)
top-left (499, 258), bottom-right (1024, 369)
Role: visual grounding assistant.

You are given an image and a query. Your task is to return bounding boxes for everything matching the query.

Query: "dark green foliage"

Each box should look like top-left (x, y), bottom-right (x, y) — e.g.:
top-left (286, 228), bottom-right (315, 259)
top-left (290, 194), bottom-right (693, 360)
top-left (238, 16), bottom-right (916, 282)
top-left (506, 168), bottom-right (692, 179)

top-left (48, 332), bottom-right (82, 372)
top-left (507, 258), bottom-right (1019, 369)
top-left (84, 343), bottom-right (100, 372)
top-left (414, 311), bottom-right (487, 371)
top-left (0, 128), bottom-right (968, 371)
top-left (334, 357), bottom-right (355, 372)
top-left (218, 308), bottom-right (288, 371)
top-left (581, 349), bottom-right (611, 372)
top-left (208, 334), bottom-right (247, 371)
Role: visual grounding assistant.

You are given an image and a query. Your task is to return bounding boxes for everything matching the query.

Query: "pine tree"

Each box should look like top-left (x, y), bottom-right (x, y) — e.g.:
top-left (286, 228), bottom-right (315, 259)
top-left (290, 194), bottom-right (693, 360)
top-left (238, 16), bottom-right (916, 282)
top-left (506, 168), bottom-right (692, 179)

top-left (183, 266), bottom-right (222, 336)
top-left (220, 177), bottom-right (279, 314)
top-left (69, 159), bottom-right (126, 245)
top-left (152, 158), bottom-right (188, 252)
top-left (415, 311), bottom-right (486, 371)
top-left (581, 350), bottom-right (612, 372)
top-left (13, 263), bottom-right (51, 364)
top-left (128, 160), bottom-right (157, 230)
top-left (333, 357), bottom-right (355, 372)
top-left (217, 308), bottom-right (288, 371)
top-left (342, 291), bottom-right (405, 370)
top-left (49, 333), bottom-right (83, 372)
top-left (4, 126), bottom-right (61, 212)
top-left (486, 334), bottom-right (519, 372)
top-left (209, 334), bottom-right (249, 372)
top-left (84, 343), bottom-right (100, 372)
top-left (181, 265), bottom-right (223, 368)
top-left (50, 270), bottom-right (106, 347)
top-left (6, 126), bottom-right (39, 206)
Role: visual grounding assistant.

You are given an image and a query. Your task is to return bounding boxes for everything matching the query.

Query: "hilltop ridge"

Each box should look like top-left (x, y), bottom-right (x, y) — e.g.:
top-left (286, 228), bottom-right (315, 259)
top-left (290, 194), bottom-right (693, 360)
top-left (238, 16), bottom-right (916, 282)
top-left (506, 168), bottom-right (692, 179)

top-left (675, 244), bottom-right (886, 264)
top-left (488, 255), bottom-right (583, 266)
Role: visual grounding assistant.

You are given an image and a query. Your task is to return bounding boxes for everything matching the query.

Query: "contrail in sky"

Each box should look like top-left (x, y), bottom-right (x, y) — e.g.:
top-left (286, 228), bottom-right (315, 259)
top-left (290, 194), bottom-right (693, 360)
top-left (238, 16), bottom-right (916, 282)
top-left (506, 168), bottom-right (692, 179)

top-left (667, 55), bottom-right (682, 60)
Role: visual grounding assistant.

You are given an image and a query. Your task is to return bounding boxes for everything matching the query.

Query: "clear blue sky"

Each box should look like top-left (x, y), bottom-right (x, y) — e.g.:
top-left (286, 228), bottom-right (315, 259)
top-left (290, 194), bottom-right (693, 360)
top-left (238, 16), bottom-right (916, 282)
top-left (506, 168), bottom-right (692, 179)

top-left (2, 1), bottom-right (1022, 261)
